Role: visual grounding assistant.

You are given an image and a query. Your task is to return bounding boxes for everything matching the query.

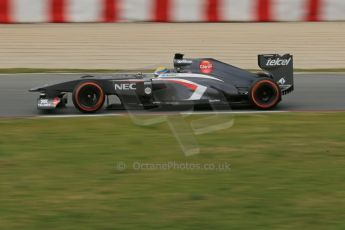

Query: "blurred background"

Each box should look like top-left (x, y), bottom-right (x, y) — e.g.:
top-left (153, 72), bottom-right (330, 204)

top-left (0, 0), bottom-right (345, 70)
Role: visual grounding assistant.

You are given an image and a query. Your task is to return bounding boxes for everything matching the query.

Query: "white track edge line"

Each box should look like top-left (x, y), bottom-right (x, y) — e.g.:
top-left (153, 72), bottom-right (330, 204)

top-left (35, 110), bottom-right (288, 118)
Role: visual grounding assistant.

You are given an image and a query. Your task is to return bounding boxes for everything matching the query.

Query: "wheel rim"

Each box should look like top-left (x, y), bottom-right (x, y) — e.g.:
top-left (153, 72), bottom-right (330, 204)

top-left (254, 84), bottom-right (277, 104)
top-left (77, 85), bottom-right (102, 109)
top-left (251, 80), bottom-right (280, 109)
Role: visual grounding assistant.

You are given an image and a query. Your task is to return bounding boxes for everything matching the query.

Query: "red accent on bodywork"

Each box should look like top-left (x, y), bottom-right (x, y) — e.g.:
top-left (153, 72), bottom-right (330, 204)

top-left (164, 80), bottom-right (197, 91)
top-left (53, 97), bottom-right (61, 106)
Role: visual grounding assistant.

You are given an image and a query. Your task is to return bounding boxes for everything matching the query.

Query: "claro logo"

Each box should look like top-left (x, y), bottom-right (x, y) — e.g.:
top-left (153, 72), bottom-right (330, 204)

top-left (266, 57), bottom-right (291, 66)
top-left (199, 60), bottom-right (213, 74)
top-left (114, 83), bottom-right (136, 90)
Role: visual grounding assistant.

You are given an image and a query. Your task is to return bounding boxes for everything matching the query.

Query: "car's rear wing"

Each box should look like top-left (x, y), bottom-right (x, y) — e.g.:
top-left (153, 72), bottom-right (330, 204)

top-left (258, 54), bottom-right (294, 94)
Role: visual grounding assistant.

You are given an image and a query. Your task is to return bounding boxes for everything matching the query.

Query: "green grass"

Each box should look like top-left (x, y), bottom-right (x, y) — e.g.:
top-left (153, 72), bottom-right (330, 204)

top-left (1, 68), bottom-right (345, 74)
top-left (1, 112), bottom-right (345, 229)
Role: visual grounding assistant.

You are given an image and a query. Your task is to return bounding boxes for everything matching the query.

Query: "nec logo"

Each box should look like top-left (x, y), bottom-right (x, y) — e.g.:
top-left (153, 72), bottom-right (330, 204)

top-left (114, 83), bottom-right (136, 90)
top-left (266, 57), bottom-right (291, 66)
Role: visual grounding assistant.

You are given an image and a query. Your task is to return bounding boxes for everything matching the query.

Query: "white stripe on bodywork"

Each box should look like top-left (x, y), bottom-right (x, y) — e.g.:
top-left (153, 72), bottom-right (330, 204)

top-left (189, 84), bottom-right (207, 100)
top-left (153, 78), bottom-right (207, 100)
top-left (158, 73), bottom-right (223, 82)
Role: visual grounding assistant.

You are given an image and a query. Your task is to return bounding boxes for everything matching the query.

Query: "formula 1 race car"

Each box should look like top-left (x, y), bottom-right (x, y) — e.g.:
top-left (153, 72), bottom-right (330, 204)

top-left (29, 53), bottom-right (294, 113)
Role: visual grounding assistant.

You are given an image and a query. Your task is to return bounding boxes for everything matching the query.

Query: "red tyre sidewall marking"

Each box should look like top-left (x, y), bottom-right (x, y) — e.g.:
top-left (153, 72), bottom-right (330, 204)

top-left (251, 80), bottom-right (280, 109)
top-left (75, 82), bottom-right (105, 112)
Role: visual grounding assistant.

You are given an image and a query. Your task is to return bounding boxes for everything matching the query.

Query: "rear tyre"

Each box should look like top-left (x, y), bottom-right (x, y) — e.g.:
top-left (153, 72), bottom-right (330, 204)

top-left (249, 78), bottom-right (281, 110)
top-left (72, 81), bottom-right (105, 113)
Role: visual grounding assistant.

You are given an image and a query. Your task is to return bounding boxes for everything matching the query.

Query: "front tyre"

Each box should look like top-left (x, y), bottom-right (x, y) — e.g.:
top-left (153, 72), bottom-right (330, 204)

top-left (72, 81), bottom-right (105, 113)
top-left (249, 78), bottom-right (281, 109)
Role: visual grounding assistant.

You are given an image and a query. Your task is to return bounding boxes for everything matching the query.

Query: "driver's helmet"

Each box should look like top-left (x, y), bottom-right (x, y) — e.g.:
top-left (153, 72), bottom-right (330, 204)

top-left (154, 67), bottom-right (169, 76)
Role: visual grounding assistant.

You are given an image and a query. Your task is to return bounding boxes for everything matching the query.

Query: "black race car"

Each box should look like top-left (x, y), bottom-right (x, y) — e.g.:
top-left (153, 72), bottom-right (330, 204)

top-left (29, 53), bottom-right (294, 113)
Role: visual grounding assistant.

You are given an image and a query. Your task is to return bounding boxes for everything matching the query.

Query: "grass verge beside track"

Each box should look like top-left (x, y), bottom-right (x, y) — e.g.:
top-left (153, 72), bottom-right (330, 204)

top-left (1, 112), bottom-right (345, 229)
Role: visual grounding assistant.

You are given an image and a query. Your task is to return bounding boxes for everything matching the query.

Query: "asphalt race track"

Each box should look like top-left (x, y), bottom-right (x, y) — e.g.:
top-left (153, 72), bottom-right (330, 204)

top-left (0, 73), bottom-right (344, 117)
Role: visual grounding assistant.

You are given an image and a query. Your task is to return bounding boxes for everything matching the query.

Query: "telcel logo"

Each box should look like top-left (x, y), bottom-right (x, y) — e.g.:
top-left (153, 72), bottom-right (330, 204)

top-left (115, 83), bottom-right (136, 90)
top-left (266, 57), bottom-right (291, 66)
